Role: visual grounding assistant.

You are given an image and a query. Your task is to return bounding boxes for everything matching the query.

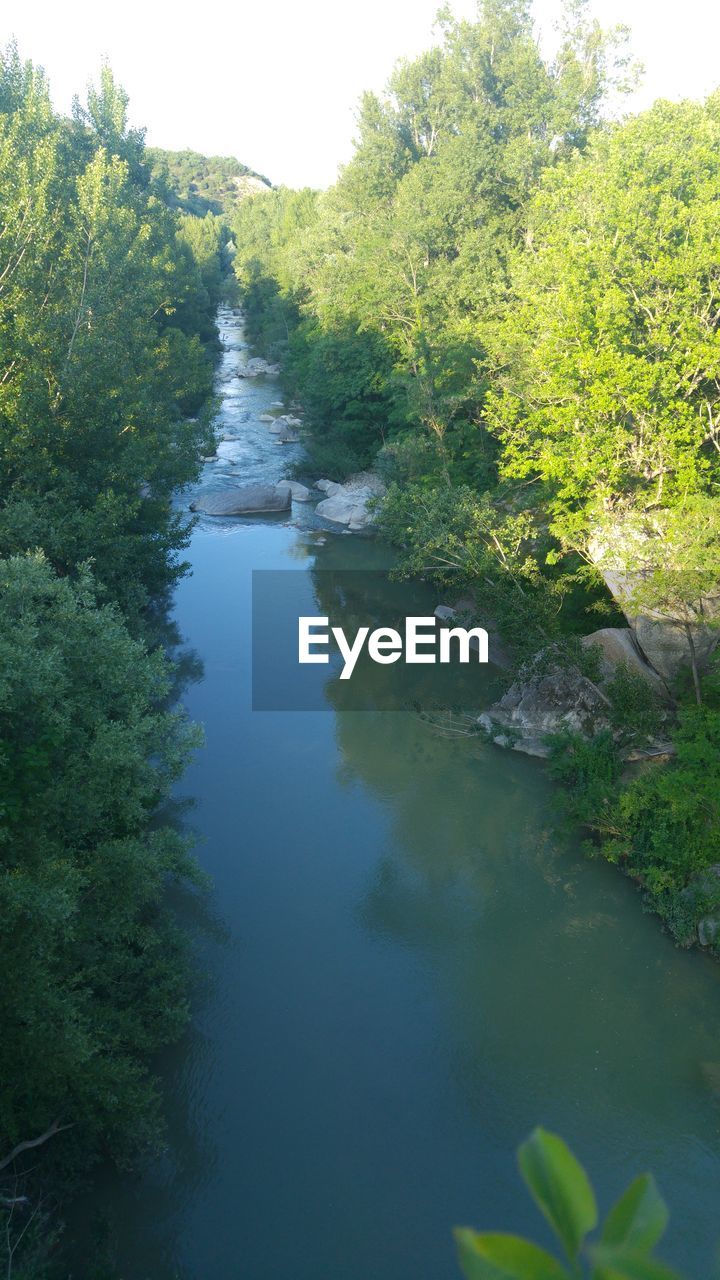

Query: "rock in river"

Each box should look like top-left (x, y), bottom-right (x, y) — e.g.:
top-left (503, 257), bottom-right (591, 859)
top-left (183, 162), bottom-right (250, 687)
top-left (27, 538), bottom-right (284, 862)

top-left (190, 485), bottom-right (292, 516)
top-left (276, 480), bottom-right (312, 502)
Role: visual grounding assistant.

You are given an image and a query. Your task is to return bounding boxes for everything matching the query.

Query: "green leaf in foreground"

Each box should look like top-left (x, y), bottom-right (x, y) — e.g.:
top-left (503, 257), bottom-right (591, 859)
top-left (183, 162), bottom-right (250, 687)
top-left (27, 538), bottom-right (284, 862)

top-left (455, 1230), bottom-right (569, 1280)
top-left (518, 1127), bottom-right (598, 1260)
top-left (601, 1175), bottom-right (669, 1254)
top-left (589, 1245), bottom-right (683, 1280)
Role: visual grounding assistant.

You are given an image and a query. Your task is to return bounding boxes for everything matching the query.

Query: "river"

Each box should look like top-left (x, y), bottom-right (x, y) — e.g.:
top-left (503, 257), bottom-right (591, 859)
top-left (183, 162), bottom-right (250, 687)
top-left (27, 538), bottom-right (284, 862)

top-left (80, 307), bottom-right (720, 1278)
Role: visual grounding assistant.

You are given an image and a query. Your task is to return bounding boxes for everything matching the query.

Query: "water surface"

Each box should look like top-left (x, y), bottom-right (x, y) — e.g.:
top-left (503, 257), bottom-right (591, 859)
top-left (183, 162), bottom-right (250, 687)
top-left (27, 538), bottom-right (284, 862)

top-left (83, 309), bottom-right (720, 1278)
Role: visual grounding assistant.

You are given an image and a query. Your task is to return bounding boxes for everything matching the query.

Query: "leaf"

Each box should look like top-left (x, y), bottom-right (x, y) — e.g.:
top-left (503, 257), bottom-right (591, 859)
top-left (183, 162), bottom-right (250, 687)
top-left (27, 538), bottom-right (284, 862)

top-left (601, 1175), bottom-right (669, 1254)
top-left (454, 1230), bottom-right (569, 1280)
top-left (589, 1245), bottom-right (683, 1280)
top-left (518, 1127), bottom-right (598, 1260)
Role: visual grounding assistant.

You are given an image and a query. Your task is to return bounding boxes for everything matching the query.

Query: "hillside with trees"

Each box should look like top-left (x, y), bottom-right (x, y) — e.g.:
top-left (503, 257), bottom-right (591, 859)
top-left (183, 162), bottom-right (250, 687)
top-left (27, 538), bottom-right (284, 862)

top-left (147, 147), bottom-right (271, 217)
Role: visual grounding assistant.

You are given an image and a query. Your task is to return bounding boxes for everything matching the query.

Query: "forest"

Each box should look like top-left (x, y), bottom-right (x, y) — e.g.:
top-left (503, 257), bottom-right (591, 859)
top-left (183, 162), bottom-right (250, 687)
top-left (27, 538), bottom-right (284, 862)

top-left (230, 0), bottom-right (720, 956)
top-left (0, 47), bottom-right (232, 1277)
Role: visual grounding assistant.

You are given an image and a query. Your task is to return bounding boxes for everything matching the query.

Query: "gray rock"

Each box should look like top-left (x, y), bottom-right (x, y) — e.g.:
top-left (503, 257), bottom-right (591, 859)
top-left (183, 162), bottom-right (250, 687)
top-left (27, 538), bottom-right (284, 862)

top-left (190, 485), bottom-right (292, 516)
top-left (434, 605), bottom-right (456, 622)
top-left (315, 473), bottom-right (386, 532)
top-left (634, 615), bottom-right (719, 682)
top-left (582, 627), bottom-right (670, 697)
top-left (276, 480), bottom-right (312, 502)
top-left (485, 664), bottom-right (611, 740)
top-left (698, 917), bottom-right (720, 947)
top-left (316, 492), bottom-right (372, 529)
top-left (588, 524), bottom-right (720, 680)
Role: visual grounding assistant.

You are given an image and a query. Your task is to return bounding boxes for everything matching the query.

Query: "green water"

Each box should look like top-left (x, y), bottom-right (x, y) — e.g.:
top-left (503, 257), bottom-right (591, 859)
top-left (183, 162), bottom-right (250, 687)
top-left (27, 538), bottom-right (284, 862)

top-left (78, 312), bottom-right (720, 1278)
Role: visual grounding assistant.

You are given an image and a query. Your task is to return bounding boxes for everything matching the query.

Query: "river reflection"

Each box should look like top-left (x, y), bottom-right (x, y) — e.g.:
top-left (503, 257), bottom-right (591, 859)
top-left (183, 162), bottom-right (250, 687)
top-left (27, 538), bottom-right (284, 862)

top-left (68, 313), bottom-right (720, 1279)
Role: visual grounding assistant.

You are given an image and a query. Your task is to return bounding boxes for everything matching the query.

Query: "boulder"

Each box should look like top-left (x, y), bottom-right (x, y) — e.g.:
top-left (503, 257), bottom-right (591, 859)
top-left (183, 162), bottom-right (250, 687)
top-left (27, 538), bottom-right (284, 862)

top-left (588, 523), bottom-right (720, 680)
top-left (581, 627), bottom-right (670, 697)
top-left (258, 414), bottom-right (274, 423)
top-left (480, 665), bottom-right (611, 741)
top-left (315, 473), bottom-right (386, 531)
top-left (276, 481), bottom-right (312, 502)
top-left (698, 917), bottom-right (720, 948)
top-left (316, 493), bottom-right (372, 528)
top-left (634, 615), bottom-right (719, 683)
top-left (434, 605), bottom-right (457, 622)
top-left (190, 485), bottom-right (292, 516)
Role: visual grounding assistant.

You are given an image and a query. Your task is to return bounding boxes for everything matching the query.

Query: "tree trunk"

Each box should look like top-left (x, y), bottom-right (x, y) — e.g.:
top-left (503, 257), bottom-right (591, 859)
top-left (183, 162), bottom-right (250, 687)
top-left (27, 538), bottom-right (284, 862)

top-left (684, 622), bottom-right (703, 706)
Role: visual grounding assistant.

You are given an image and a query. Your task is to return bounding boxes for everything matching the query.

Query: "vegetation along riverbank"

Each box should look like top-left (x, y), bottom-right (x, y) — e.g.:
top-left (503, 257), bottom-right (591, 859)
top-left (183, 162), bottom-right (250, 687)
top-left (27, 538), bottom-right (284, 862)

top-left (228, 2), bottom-right (720, 955)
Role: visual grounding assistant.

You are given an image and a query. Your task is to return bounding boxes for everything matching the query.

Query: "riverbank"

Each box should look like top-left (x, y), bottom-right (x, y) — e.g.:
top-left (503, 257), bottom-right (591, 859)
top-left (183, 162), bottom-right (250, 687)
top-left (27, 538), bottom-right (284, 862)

top-left (66, 306), bottom-right (720, 1280)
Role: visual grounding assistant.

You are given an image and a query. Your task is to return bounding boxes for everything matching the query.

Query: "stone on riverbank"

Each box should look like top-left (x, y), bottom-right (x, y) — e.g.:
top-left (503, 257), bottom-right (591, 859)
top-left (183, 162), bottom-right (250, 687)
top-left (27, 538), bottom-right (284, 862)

top-left (478, 665), bottom-right (612, 744)
top-left (315, 472), bottom-right (386, 532)
top-left (582, 627), bottom-right (671, 697)
top-left (588, 521), bottom-right (720, 681)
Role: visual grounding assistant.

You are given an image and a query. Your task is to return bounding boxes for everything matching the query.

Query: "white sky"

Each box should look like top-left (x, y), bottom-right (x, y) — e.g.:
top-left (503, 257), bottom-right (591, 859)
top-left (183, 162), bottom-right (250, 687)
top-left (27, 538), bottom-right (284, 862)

top-left (6, 0), bottom-right (720, 189)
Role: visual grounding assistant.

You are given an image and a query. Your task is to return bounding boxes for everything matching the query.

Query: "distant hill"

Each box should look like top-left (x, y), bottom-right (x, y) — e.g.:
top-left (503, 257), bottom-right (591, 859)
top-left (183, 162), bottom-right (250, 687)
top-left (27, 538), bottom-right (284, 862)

top-left (147, 148), bottom-right (271, 217)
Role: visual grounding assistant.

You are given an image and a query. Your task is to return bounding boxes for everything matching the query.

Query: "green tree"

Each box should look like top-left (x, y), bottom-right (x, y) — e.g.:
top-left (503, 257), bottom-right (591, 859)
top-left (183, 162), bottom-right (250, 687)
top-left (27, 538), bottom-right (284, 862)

top-left (488, 99), bottom-right (720, 548)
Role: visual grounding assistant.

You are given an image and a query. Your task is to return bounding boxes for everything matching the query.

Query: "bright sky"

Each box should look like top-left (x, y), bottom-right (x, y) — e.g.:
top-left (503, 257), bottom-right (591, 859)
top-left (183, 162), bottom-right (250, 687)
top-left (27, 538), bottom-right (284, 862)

top-left (6, 0), bottom-right (720, 189)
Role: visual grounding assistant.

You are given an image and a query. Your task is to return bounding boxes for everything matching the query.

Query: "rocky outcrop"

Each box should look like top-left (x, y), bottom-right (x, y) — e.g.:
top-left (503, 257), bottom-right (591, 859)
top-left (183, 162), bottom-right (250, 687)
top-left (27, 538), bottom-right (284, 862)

top-left (581, 627), bottom-right (670, 698)
top-left (478, 665), bottom-right (612, 758)
top-left (315, 473), bottom-right (386, 532)
top-left (588, 522), bottom-right (720, 681)
top-left (190, 484), bottom-right (292, 516)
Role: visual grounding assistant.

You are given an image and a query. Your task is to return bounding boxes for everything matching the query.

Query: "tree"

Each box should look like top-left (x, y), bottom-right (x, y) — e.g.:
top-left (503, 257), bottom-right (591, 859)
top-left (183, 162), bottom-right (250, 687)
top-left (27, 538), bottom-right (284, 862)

top-left (488, 99), bottom-right (720, 548)
top-left (0, 555), bottom-right (200, 1234)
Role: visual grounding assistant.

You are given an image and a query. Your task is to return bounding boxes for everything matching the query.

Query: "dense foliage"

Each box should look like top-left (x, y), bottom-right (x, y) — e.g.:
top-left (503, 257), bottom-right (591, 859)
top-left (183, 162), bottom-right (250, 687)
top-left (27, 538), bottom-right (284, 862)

top-left (0, 47), bottom-right (229, 1276)
top-left (230, 0), bottom-right (720, 953)
top-left (231, 0), bottom-right (635, 477)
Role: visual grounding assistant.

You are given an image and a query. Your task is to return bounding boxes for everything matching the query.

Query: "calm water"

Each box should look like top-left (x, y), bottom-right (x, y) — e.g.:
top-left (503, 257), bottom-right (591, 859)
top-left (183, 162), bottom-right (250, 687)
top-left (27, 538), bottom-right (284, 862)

top-left (79, 310), bottom-right (720, 1278)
